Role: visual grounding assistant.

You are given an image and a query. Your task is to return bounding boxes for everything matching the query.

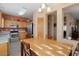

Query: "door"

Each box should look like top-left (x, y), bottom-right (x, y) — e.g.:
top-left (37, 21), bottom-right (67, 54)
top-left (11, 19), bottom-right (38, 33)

top-left (77, 20), bottom-right (79, 31)
top-left (37, 17), bottom-right (44, 39)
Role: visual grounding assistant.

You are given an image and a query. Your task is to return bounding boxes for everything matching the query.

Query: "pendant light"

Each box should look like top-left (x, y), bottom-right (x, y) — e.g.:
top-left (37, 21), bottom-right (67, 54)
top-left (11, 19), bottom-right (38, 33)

top-left (47, 7), bottom-right (51, 12)
top-left (41, 3), bottom-right (47, 9)
top-left (38, 8), bottom-right (42, 12)
top-left (38, 3), bottom-right (51, 13)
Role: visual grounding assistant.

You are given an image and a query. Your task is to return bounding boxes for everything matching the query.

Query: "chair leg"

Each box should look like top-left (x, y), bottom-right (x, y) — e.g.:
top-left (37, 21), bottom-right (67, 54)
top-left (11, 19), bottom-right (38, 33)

top-left (21, 43), bottom-right (23, 56)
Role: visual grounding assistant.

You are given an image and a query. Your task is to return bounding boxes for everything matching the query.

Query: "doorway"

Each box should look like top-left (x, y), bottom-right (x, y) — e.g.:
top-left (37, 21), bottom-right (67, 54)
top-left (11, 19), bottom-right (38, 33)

top-left (47, 12), bottom-right (57, 40)
top-left (37, 17), bottom-right (44, 39)
top-left (63, 4), bottom-right (79, 40)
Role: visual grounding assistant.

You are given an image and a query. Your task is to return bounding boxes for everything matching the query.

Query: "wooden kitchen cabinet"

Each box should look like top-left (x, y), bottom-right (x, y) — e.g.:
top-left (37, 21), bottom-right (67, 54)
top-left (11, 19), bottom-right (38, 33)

top-left (0, 42), bottom-right (8, 56)
top-left (18, 21), bottom-right (27, 28)
top-left (19, 31), bottom-right (27, 40)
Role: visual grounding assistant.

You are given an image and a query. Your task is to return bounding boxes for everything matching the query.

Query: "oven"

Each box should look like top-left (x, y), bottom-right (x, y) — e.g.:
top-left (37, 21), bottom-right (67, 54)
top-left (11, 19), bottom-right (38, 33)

top-left (10, 30), bottom-right (19, 42)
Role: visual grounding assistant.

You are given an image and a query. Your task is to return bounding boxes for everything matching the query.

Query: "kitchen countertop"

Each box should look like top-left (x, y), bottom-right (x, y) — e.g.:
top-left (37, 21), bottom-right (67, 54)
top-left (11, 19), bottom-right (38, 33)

top-left (0, 32), bottom-right (10, 44)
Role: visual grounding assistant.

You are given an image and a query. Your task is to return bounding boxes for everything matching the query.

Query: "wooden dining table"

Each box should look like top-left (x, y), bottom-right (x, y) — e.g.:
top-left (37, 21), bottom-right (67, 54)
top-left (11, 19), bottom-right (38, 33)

top-left (22, 38), bottom-right (73, 56)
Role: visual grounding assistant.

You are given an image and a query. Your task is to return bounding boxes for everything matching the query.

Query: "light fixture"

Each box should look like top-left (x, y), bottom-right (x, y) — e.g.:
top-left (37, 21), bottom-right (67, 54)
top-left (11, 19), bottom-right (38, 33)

top-left (38, 3), bottom-right (51, 13)
top-left (38, 8), bottom-right (42, 12)
top-left (47, 7), bottom-right (51, 12)
top-left (41, 3), bottom-right (47, 9)
top-left (18, 8), bottom-right (27, 15)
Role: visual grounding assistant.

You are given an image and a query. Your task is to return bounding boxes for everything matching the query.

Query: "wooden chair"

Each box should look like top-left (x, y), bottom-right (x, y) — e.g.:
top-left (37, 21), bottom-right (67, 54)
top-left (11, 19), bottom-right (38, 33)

top-left (21, 41), bottom-right (31, 56)
top-left (73, 43), bottom-right (79, 56)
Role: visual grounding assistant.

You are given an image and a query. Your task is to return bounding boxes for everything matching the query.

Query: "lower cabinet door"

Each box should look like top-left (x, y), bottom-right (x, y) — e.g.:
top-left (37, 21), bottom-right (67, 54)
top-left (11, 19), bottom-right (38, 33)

top-left (0, 42), bottom-right (8, 56)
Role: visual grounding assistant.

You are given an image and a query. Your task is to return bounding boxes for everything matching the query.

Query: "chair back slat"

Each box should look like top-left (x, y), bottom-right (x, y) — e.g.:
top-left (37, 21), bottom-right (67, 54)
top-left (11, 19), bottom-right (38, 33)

top-left (21, 41), bottom-right (31, 56)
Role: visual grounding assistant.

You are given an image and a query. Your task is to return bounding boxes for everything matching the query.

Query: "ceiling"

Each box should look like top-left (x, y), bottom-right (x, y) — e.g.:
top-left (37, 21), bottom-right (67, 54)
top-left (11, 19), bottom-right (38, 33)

top-left (64, 4), bottom-right (79, 19)
top-left (0, 3), bottom-right (58, 18)
top-left (1, 3), bottom-right (79, 19)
